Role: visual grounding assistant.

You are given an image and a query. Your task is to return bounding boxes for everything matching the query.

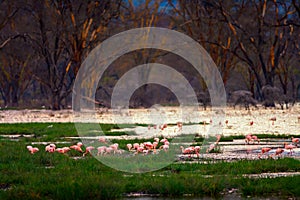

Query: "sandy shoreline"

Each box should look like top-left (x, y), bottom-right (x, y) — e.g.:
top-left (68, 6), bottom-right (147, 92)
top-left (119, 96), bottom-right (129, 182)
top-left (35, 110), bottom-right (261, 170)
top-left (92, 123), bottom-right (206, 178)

top-left (0, 105), bottom-right (299, 136)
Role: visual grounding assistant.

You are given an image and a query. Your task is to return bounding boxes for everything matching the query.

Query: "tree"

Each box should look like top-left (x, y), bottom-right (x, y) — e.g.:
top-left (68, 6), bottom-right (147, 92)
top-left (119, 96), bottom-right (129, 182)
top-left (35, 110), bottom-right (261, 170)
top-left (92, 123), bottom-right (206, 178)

top-left (0, 40), bottom-right (32, 107)
top-left (215, 0), bottom-right (299, 101)
top-left (0, 0), bottom-right (33, 107)
top-left (26, 0), bottom-right (122, 110)
top-left (94, 0), bottom-right (174, 108)
top-left (167, 0), bottom-right (238, 87)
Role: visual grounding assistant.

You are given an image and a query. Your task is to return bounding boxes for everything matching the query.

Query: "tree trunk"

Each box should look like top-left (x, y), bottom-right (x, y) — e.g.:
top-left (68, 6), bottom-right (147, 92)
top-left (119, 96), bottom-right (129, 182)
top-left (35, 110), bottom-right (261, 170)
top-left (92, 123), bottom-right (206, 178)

top-left (50, 93), bottom-right (61, 110)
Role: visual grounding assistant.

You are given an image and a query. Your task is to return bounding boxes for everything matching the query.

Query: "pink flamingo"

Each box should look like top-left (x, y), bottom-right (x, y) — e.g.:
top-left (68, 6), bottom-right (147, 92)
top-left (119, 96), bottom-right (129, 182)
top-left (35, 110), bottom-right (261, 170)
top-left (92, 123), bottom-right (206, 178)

top-left (164, 141), bottom-right (170, 146)
top-left (154, 137), bottom-right (160, 143)
top-left (291, 137), bottom-right (299, 146)
top-left (160, 138), bottom-right (168, 143)
top-left (97, 146), bottom-right (106, 156)
top-left (105, 147), bottom-right (113, 154)
top-left (251, 135), bottom-right (260, 144)
top-left (194, 146), bottom-right (201, 157)
top-left (245, 134), bottom-right (252, 144)
top-left (56, 147), bottom-right (70, 154)
top-left (180, 146), bottom-right (194, 154)
top-left (135, 146), bottom-right (144, 154)
top-left (133, 143), bottom-right (140, 150)
top-left (83, 146), bottom-right (95, 156)
top-left (215, 134), bottom-right (221, 145)
top-left (206, 135), bottom-right (222, 153)
top-left (206, 143), bottom-right (216, 153)
top-left (273, 148), bottom-right (284, 158)
top-left (126, 143), bottom-right (132, 151)
top-left (270, 117), bottom-right (276, 125)
top-left (45, 143), bottom-right (56, 153)
top-left (258, 147), bottom-right (272, 158)
top-left (144, 142), bottom-right (153, 150)
top-left (284, 142), bottom-right (296, 155)
top-left (70, 142), bottom-right (83, 153)
top-left (62, 147), bottom-right (71, 153)
top-left (27, 145), bottom-right (39, 154)
top-left (175, 122), bottom-right (183, 132)
top-left (110, 143), bottom-right (119, 154)
top-left (161, 144), bottom-right (169, 151)
top-left (98, 137), bottom-right (107, 143)
top-left (152, 141), bottom-right (158, 153)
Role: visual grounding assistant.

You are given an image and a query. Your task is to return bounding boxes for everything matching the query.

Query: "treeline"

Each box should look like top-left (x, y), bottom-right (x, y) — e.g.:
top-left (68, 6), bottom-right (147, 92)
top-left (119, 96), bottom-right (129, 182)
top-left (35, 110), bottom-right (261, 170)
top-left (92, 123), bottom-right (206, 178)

top-left (0, 0), bottom-right (299, 110)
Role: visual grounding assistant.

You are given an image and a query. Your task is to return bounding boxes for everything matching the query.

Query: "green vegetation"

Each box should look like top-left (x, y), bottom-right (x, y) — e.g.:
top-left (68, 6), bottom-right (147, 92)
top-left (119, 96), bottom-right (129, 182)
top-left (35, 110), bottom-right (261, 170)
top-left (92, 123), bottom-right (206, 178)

top-left (0, 123), bottom-right (145, 141)
top-left (0, 123), bottom-right (299, 199)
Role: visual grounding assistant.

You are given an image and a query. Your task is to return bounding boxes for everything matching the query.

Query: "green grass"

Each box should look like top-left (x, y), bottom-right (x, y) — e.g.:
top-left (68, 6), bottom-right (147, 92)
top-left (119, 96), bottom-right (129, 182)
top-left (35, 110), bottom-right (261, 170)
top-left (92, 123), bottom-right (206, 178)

top-left (0, 123), bottom-right (144, 141)
top-left (0, 123), bottom-right (299, 199)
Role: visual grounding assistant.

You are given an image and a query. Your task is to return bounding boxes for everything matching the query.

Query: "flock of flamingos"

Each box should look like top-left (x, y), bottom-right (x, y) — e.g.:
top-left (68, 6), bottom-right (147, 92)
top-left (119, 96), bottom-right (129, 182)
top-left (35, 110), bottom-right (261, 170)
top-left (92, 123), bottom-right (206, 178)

top-left (26, 120), bottom-right (300, 160)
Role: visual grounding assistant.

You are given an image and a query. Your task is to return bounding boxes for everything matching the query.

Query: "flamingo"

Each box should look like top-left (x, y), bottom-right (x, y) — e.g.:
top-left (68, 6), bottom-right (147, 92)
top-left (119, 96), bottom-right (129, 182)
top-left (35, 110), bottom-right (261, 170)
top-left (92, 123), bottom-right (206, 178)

top-left (161, 144), bottom-right (169, 151)
top-left (245, 134), bottom-right (252, 144)
top-left (55, 148), bottom-right (63, 153)
top-left (270, 117), bottom-right (276, 125)
top-left (135, 146), bottom-right (144, 154)
top-left (105, 147), bottom-right (113, 154)
top-left (258, 147), bottom-right (272, 158)
top-left (164, 141), bottom-right (170, 146)
top-left (45, 144), bottom-right (56, 153)
top-left (284, 142), bottom-right (296, 155)
top-left (143, 149), bottom-right (149, 155)
top-left (62, 147), bottom-right (71, 153)
top-left (225, 120), bottom-right (229, 127)
top-left (98, 137), bottom-right (106, 143)
top-left (194, 146), bottom-right (201, 157)
top-left (97, 146), bottom-right (106, 156)
top-left (175, 122), bottom-right (183, 132)
top-left (152, 141), bottom-right (158, 153)
top-left (206, 143), bottom-right (216, 153)
top-left (251, 135), bottom-right (260, 144)
top-left (27, 145), bottom-right (39, 154)
top-left (83, 146), bottom-right (95, 156)
top-left (180, 146), bottom-right (194, 154)
top-left (144, 142), bottom-right (153, 150)
top-left (133, 143), bottom-right (140, 150)
top-left (291, 137), bottom-right (299, 146)
top-left (215, 134), bottom-right (221, 145)
top-left (177, 122), bottom-right (183, 129)
top-left (126, 143), bottom-right (132, 151)
top-left (160, 138), bottom-right (168, 143)
top-left (273, 148), bottom-right (284, 157)
top-left (70, 143), bottom-right (83, 153)
top-left (154, 137), bottom-right (160, 143)
top-left (110, 143), bottom-right (119, 154)
top-left (56, 147), bottom-right (70, 154)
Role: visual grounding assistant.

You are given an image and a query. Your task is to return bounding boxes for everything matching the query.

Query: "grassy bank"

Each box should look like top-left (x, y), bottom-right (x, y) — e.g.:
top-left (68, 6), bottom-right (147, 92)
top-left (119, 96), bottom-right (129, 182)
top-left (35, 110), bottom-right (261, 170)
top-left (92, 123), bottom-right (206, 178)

top-left (0, 123), bottom-right (299, 199)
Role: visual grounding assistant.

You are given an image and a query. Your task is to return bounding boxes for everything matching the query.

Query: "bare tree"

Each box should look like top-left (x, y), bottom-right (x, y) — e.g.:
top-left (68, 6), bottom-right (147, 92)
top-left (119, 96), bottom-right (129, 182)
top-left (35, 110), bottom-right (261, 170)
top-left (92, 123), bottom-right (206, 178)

top-left (216, 1), bottom-right (299, 99)
top-left (26, 0), bottom-right (122, 110)
top-left (0, 0), bottom-right (34, 107)
top-left (167, 0), bottom-right (238, 86)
